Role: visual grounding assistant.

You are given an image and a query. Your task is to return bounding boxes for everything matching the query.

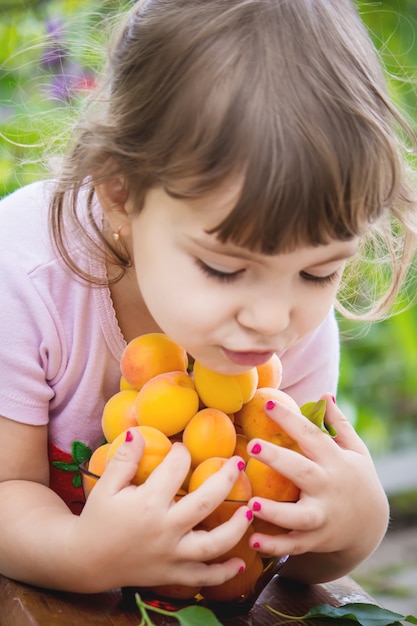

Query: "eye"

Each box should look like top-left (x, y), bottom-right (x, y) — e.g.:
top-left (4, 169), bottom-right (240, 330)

top-left (195, 259), bottom-right (245, 283)
top-left (300, 270), bottom-right (340, 286)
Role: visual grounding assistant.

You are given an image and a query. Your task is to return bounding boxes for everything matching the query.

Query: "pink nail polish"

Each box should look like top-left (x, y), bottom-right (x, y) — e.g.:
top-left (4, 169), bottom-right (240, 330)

top-left (125, 430), bottom-right (134, 442)
top-left (246, 510), bottom-right (253, 521)
top-left (265, 400), bottom-right (276, 411)
top-left (252, 501), bottom-right (261, 512)
top-left (331, 395), bottom-right (336, 404)
top-left (238, 566), bottom-right (245, 573)
top-left (253, 541), bottom-right (260, 549)
top-left (250, 442), bottom-right (262, 455)
top-left (237, 460), bottom-right (245, 471)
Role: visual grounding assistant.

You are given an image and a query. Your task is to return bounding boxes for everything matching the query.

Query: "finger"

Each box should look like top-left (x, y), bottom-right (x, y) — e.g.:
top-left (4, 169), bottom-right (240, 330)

top-left (171, 456), bottom-right (247, 528)
top-left (98, 428), bottom-right (145, 495)
top-left (173, 556), bottom-right (246, 588)
top-left (263, 398), bottom-right (337, 460)
top-left (247, 438), bottom-right (326, 493)
top-left (248, 527), bottom-right (316, 558)
top-left (143, 442), bottom-right (191, 501)
top-left (248, 497), bottom-right (325, 533)
top-left (321, 393), bottom-right (369, 454)
top-left (178, 506), bottom-right (252, 563)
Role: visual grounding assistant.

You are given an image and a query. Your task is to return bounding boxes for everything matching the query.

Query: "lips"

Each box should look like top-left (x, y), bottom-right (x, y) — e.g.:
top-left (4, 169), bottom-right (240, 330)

top-left (222, 348), bottom-right (276, 367)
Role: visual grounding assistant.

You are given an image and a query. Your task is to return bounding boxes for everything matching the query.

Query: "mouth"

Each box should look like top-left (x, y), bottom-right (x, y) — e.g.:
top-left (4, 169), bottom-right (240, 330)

top-left (222, 348), bottom-right (276, 368)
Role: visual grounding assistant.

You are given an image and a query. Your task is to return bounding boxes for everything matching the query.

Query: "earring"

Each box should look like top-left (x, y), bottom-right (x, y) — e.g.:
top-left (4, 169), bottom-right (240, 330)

top-left (113, 226), bottom-right (122, 242)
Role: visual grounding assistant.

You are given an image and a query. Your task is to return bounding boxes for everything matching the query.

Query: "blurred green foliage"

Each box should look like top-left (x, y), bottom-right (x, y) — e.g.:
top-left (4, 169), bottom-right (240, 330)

top-left (0, 0), bottom-right (416, 457)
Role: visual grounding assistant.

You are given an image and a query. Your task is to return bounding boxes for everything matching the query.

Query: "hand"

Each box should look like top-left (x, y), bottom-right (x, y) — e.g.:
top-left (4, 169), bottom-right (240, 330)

top-left (246, 393), bottom-right (389, 579)
top-left (72, 430), bottom-right (253, 592)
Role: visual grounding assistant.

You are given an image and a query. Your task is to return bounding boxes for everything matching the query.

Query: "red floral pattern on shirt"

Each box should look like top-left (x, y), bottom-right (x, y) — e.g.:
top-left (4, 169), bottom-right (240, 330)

top-left (48, 440), bottom-right (92, 515)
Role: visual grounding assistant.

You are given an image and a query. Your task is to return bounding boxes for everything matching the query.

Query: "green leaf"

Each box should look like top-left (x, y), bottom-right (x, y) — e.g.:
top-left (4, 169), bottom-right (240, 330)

top-left (300, 399), bottom-right (337, 437)
top-left (135, 593), bottom-right (223, 626)
top-left (170, 606), bottom-right (223, 626)
top-left (265, 601), bottom-right (417, 626)
top-left (51, 461), bottom-right (79, 472)
top-left (72, 440), bottom-right (93, 464)
top-left (72, 473), bottom-right (82, 489)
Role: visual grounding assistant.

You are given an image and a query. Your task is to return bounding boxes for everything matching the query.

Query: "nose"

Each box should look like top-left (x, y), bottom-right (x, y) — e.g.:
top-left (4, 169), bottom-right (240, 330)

top-left (236, 290), bottom-right (291, 337)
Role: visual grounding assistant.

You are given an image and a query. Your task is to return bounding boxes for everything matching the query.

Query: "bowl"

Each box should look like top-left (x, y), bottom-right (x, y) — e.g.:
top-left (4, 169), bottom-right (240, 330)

top-left (79, 462), bottom-right (285, 616)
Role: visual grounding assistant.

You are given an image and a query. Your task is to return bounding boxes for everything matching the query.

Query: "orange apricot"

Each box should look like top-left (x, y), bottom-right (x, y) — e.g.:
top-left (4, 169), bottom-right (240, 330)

top-left (81, 443), bottom-right (111, 497)
top-left (201, 554), bottom-right (264, 602)
top-left (120, 375), bottom-right (137, 391)
top-left (256, 353), bottom-right (282, 389)
top-left (187, 457), bottom-right (252, 527)
top-left (120, 333), bottom-right (188, 391)
top-left (193, 361), bottom-right (258, 413)
top-left (245, 457), bottom-right (300, 502)
top-left (233, 433), bottom-right (250, 463)
top-left (107, 425), bottom-right (172, 485)
top-left (182, 408), bottom-right (237, 467)
top-left (236, 387), bottom-right (300, 448)
top-left (135, 371), bottom-right (199, 437)
top-left (101, 390), bottom-right (139, 443)
top-left (188, 457), bottom-right (252, 503)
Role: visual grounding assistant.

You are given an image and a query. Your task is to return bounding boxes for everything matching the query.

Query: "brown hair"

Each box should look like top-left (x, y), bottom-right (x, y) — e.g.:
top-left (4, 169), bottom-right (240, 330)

top-left (50, 0), bottom-right (417, 319)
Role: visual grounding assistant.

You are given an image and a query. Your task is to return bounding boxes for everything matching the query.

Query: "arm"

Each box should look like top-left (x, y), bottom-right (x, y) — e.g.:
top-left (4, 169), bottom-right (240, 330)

top-left (0, 416), bottom-right (253, 592)
top-left (246, 394), bottom-right (389, 583)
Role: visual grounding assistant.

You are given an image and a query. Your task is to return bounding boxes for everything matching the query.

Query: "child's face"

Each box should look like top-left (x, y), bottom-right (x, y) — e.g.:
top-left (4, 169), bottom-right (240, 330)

top-left (128, 181), bottom-right (358, 374)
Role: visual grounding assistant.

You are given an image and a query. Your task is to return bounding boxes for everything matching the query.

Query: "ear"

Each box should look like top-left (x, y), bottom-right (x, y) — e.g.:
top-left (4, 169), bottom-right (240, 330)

top-left (95, 176), bottom-right (131, 235)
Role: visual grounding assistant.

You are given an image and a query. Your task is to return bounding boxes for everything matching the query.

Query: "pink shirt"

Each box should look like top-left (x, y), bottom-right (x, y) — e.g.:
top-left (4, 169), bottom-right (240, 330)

top-left (0, 181), bottom-right (340, 512)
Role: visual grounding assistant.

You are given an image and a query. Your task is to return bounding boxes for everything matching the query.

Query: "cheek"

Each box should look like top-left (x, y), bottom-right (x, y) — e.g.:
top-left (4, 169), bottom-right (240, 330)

top-left (296, 287), bottom-right (339, 334)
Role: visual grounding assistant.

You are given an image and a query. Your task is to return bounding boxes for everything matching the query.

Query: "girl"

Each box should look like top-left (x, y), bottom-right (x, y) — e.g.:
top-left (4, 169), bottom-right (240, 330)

top-left (0, 0), bottom-right (416, 593)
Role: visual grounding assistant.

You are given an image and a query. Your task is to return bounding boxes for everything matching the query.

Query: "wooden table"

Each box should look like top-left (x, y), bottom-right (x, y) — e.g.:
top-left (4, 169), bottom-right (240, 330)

top-left (0, 573), bottom-right (376, 625)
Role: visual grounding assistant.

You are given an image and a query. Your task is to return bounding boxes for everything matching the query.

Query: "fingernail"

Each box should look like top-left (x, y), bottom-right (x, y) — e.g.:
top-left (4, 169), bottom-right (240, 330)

top-left (265, 400), bottom-right (276, 411)
top-left (252, 541), bottom-right (260, 549)
top-left (237, 460), bottom-right (245, 471)
top-left (238, 565), bottom-right (245, 573)
top-left (125, 430), bottom-right (134, 442)
top-left (331, 395), bottom-right (336, 404)
top-left (250, 443), bottom-right (262, 455)
top-left (252, 501), bottom-right (261, 512)
top-left (246, 510), bottom-right (253, 521)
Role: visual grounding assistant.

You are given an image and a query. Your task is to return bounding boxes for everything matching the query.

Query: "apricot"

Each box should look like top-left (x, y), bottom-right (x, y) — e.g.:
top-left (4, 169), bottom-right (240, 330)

top-left (201, 554), bottom-right (264, 602)
top-left (107, 425), bottom-right (172, 485)
top-left (193, 361), bottom-right (258, 413)
top-left (81, 443), bottom-right (111, 497)
top-left (120, 333), bottom-right (188, 391)
top-left (120, 375), bottom-right (137, 391)
top-left (182, 408), bottom-right (237, 467)
top-left (236, 387), bottom-right (300, 448)
top-left (245, 457), bottom-right (300, 502)
top-left (101, 390), bottom-right (139, 443)
top-left (233, 433), bottom-right (250, 463)
top-left (256, 353), bottom-right (282, 389)
top-left (188, 457), bottom-right (252, 527)
top-left (188, 457), bottom-right (252, 502)
top-left (135, 371), bottom-right (199, 437)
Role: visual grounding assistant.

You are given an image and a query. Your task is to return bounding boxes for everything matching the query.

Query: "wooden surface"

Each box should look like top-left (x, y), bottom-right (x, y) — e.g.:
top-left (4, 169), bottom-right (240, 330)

top-left (0, 573), bottom-right (376, 626)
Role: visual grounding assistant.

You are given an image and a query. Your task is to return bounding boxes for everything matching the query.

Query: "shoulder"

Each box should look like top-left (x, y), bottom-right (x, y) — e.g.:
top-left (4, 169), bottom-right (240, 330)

top-left (0, 180), bottom-right (56, 265)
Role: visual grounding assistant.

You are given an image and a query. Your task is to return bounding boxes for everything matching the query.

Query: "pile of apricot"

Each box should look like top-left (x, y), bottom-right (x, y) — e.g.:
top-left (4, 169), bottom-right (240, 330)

top-left (83, 333), bottom-right (306, 603)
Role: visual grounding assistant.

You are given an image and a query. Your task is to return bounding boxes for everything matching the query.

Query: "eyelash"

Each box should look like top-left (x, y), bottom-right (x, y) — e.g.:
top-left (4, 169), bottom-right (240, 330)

top-left (300, 271), bottom-right (340, 286)
top-left (196, 260), bottom-right (340, 286)
top-left (195, 260), bottom-right (244, 282)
